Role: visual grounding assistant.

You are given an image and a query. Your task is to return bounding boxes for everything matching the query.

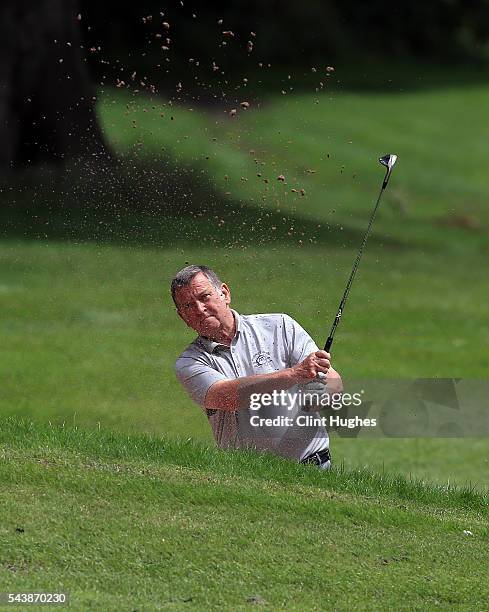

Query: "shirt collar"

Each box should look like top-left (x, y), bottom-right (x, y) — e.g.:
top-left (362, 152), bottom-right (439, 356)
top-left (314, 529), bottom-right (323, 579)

top-left (197, 309), bottom-right (241, 353)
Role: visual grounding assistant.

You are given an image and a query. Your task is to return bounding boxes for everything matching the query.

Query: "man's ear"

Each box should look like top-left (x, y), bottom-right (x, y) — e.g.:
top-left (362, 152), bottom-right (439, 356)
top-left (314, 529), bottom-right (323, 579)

top-left (220, 283), bottom-right (231, 305)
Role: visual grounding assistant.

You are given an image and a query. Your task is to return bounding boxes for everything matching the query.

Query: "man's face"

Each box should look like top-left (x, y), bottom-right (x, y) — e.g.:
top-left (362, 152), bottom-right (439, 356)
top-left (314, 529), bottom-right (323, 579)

top-left (174, 272), bottom-right (232, 337)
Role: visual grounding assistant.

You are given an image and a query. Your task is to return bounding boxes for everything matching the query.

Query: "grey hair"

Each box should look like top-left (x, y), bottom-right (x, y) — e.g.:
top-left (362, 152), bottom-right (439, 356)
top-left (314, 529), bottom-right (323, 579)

top-left (170, 265), bottom-right (223, 307)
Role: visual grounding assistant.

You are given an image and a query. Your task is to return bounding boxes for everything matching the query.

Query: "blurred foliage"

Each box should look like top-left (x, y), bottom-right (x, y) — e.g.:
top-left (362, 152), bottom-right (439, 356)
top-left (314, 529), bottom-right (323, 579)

top-left (80, 0), bottom-right (489, 89)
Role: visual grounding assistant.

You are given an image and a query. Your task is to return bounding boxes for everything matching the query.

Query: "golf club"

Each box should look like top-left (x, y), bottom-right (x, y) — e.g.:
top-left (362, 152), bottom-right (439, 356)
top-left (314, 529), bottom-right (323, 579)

top-left (323, 154), bottom-right (398, 352)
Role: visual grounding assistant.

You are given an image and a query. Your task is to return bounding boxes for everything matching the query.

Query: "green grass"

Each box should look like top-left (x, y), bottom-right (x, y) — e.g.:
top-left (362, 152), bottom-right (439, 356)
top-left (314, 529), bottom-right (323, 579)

top-left (1, 70), bottom-right (489, 494)
top-left (98, 85), bottom-right (489, 251)
top-left (1, 419), bottom-right (488, 610)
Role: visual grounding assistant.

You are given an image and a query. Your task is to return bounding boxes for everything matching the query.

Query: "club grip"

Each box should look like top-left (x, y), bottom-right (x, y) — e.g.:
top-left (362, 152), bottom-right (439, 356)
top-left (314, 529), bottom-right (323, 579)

top-left (324, 336), bottom-right (333, 352)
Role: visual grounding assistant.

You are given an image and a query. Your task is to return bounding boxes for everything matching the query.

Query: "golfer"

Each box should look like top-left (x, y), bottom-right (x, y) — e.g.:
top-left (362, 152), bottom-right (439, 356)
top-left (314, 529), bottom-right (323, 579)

top-left (172, 265), bottom-right (342, 469)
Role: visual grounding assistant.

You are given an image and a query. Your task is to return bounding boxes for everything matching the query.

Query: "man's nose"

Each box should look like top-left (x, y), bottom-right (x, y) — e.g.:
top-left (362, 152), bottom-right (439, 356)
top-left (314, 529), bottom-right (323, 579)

top-left (195, 300), bottom-right (207, 314)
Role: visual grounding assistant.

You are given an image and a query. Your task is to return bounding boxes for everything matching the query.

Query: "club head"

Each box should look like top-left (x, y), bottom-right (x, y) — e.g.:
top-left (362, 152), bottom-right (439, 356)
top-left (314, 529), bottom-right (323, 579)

top-left (379, 154), bottom-right (397, 170)
top-left (379, 154), bottom-right (398, 188)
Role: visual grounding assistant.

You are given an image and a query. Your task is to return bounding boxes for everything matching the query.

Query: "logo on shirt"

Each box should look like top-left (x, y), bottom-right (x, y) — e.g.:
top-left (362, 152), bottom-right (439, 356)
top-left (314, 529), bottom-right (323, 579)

top-left (252, 351), bottom-right (274, 368)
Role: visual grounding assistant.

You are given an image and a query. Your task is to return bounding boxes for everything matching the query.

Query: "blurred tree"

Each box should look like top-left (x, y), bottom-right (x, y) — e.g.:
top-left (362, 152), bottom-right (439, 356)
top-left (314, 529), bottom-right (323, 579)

top-left (80, 0), bottom-right (489, 82)
top-left (0, 0), bottom-right (110, 171)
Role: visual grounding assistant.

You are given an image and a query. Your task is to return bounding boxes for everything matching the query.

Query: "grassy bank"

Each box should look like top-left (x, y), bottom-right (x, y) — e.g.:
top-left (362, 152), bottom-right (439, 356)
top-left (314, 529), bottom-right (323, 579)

top-left (1, 420), bottom-right (488, 610)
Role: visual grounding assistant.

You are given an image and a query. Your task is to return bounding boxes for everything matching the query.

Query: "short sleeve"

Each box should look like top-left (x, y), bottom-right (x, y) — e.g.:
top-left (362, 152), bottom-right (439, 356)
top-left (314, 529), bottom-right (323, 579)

top-left (175, 357), bottom-right (228, 407)
top-left (283, 314), bottom-right (319, 366)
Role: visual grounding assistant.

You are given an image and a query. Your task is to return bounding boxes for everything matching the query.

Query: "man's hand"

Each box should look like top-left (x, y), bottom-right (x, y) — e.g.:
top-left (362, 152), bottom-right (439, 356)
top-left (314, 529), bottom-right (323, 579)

top-left (292, 350), bottom-right (331, 382)
top-left (205, 350), bottom-right (342, 412)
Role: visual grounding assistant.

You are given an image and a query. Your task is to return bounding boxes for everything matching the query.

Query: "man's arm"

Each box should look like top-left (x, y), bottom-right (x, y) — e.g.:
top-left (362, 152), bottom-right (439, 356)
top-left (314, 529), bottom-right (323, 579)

top-left (205, 350), bottom-right (340, 411)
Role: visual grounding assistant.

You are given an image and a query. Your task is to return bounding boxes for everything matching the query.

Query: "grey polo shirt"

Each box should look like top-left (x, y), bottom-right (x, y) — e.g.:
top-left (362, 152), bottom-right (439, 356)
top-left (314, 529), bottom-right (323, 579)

top-left (175, 310), bottom-right (329, 461)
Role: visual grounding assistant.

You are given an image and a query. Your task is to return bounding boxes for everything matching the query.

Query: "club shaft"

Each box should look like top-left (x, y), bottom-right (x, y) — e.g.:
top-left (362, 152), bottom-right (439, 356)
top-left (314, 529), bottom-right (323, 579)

top-left (324, 182), bottom-right (387, 352)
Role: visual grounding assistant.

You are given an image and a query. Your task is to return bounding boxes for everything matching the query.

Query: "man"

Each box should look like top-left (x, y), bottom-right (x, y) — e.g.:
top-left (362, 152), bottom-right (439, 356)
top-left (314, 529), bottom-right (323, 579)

top-left (172, 264), bottom-right (342, 469)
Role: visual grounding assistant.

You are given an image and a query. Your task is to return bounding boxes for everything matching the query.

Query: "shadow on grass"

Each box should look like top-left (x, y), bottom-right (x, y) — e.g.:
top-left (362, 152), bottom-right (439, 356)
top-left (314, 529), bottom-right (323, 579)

top-left (1, 155), bottom-right (405, 252)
